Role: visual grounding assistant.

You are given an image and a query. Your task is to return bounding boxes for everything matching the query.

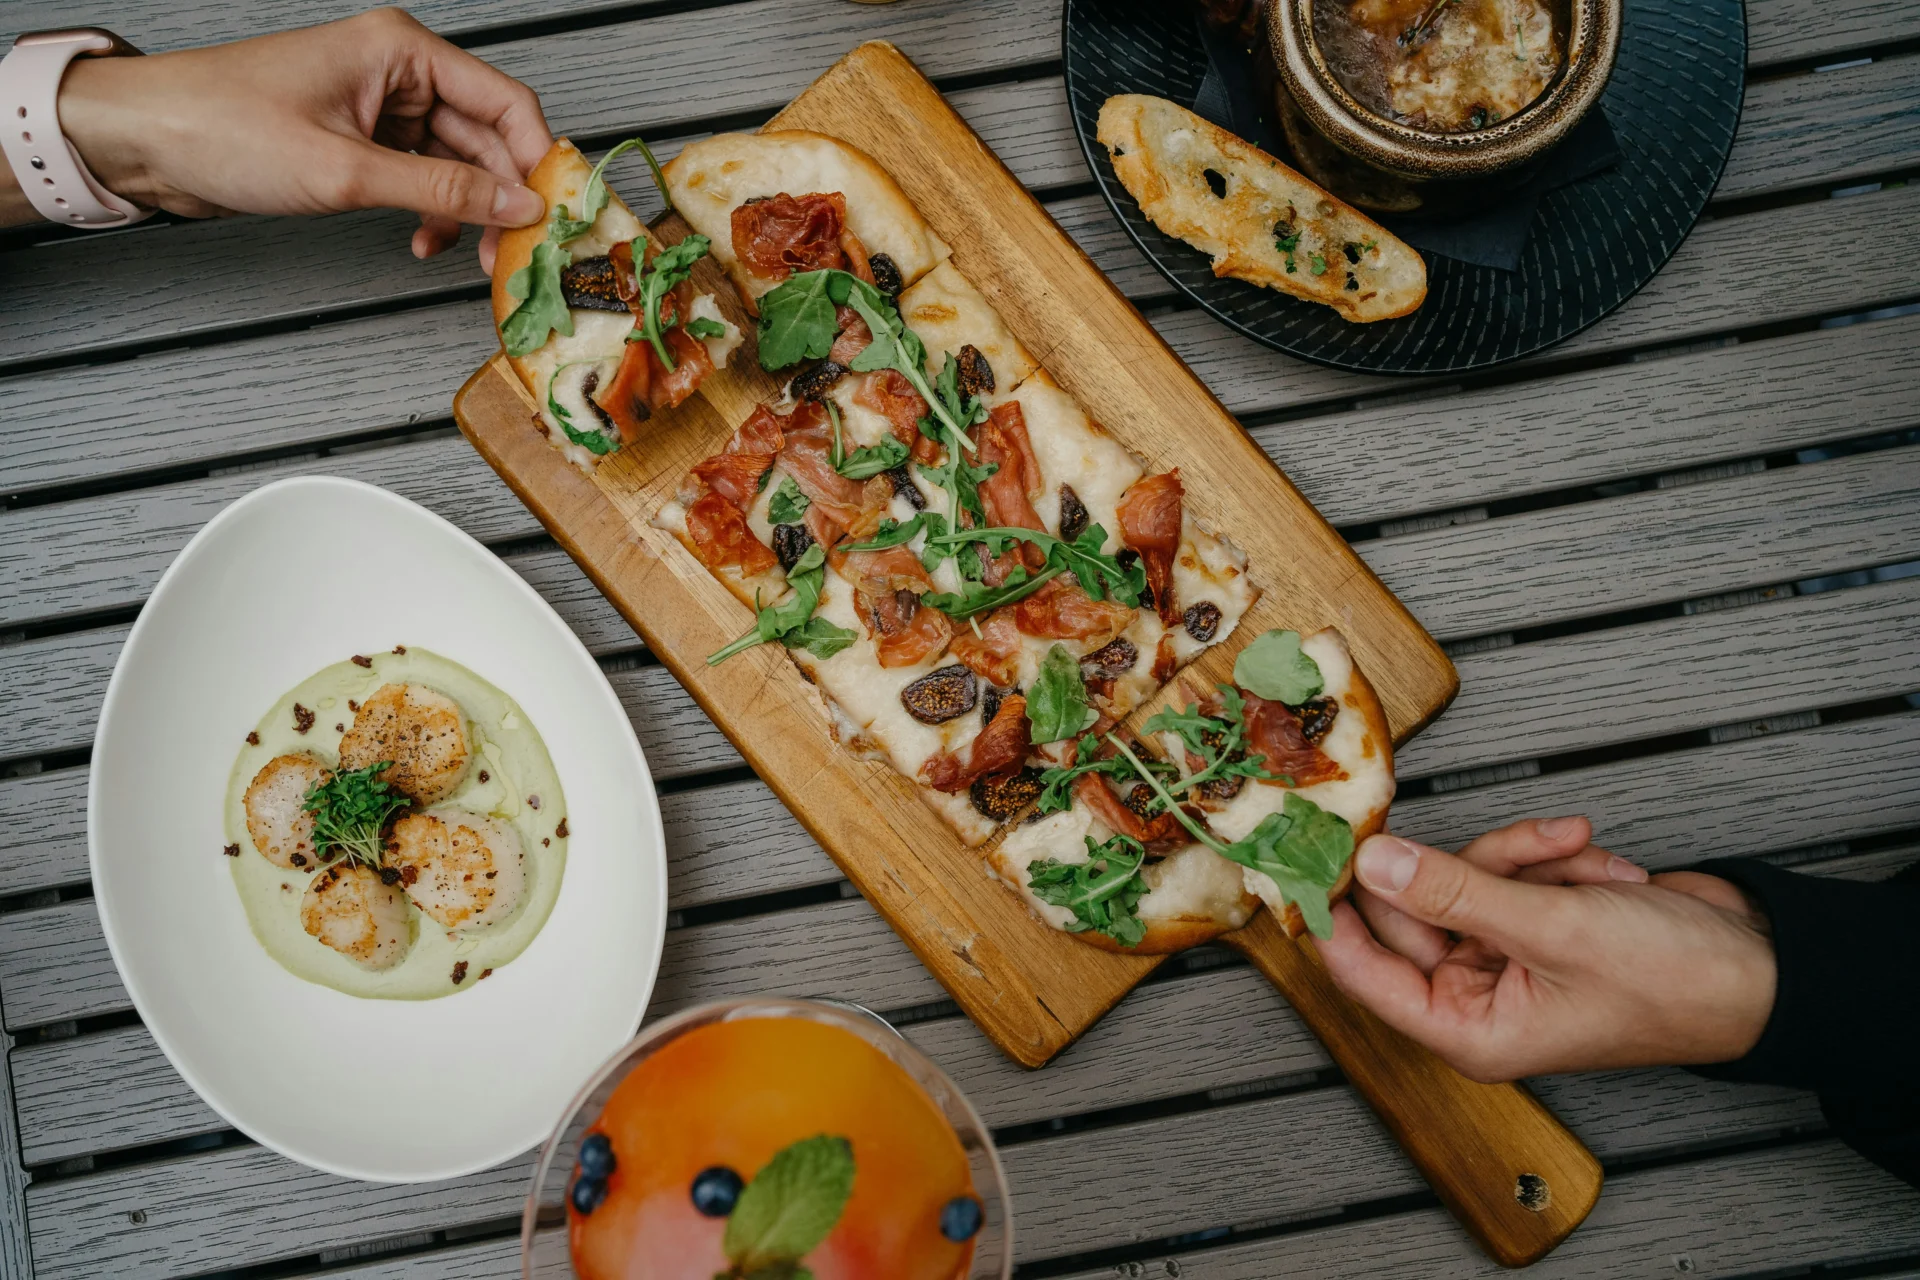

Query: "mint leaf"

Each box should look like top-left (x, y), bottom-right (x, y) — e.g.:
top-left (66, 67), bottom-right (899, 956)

top-left (500, 239), bottom-right (575, 357)
top-left (767, 476), bottom-right (810, 525)
top-left (723, 1135), bottom-right (855, 1271)
top-left (1215, 793), bottom-right (1353, 939)
top-left (1028, 834), bottom-right (1150, 947)
top-left (1233, 630), bottom-right (1323, 704)
top-left (834, 435), bottom-right (908, 480)
top-left (1028, 644), bottom-right (1098, 745)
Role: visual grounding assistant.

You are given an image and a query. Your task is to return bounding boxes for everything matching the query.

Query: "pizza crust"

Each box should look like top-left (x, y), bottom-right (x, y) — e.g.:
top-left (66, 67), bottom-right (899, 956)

top-left (662, 130), bottom-right (951, 301)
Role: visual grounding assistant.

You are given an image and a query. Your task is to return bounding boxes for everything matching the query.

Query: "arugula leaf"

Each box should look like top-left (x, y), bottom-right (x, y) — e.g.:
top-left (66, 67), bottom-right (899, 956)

top-left (1028, 644), bottom-right (1098, 744)
top-left (545, 361), bottom-right (619, 456)
top-left (834, 435), bottom-right (908, 480)
top-left (634, 234), bottom-right (712, 371)
top-left (1103, 735), bottom-right (1348, 939)
top-left (303, 763), bottom-right (409, 868)
top-left (757, 271), bottom-right (842, 371)
top-left (915, 449), bottom-right (998, 527)
top-left (767, 476), bottom-right (810, 525)
top-left (783, 615), bottom-right (858, 660)
top-left (706, 543), bottom-right (855, 665)
top-left (841, 513), bottom-right (934, 553)
top-left (1212, 794), bottom-right (1352, 939)
top-left (684, 316), bottom-right (728, 340)
top-left (1028, 834), bottom-right (1150, 947)
top-left (825, 400), bottom-right (847, 470)
top-left (554, 137), bottom-right (674, 245)
top-left (1143, 685), bottom-right (1280, 794)
top-left (923, 523), bottom-right (1144, 607)
top-left (722, 1134), bottom-right (856, 1273)
top-left (500, 239), bottom-right (576, 357)
top-left (920, 564), bottom-right (1062, 619)
top-left (1233, 629), bottom-right (1324, 704)
top-left (1033, 733), bottom-right (1154, 816)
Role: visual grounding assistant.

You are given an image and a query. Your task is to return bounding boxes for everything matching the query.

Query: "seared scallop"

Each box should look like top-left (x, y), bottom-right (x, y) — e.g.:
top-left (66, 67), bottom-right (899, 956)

top-left (301, 862), bottom-right (411, 969)
top-left (338, 683), bottom-right (471, 806)
top-left (244, 753), bottom-right (331, 870)
top-left (386, 809), bottom-right (529, 931)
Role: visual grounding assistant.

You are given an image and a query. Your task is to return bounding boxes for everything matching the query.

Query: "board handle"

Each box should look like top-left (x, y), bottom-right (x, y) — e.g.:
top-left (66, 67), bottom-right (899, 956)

top-left (1221, 910), bottom-right (1601, 1267)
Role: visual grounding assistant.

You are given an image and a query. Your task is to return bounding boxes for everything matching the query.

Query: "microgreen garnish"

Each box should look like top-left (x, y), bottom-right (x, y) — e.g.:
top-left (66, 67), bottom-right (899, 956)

top-left (1029, 833), bottom-right (1151, 947)
top-left (767, 476), bottom-right (810, 525)
top-left (719, 1134), bottom-right (856, 1278)
top-left (1309, 254), bottom-right (1328, 277)
top-left (1233, 629), bottom-right (1324, 704)
top-left (1277, 229), bottom-right (1301, 274)
top-left (1028, 644), bottom-right (1099, 745)
top-left (1105, 735), bottom-right (1351, 938)
top-left (303, 763), bottom-right (409, 868)
top-left (706, 543), bottom-right (857, 665)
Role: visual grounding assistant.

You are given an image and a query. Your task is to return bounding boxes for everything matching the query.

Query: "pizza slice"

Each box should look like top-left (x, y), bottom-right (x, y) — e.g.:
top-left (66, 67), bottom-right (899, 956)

top-left (988, 627), bottom-right (1394, 950)
top-left (662, 130), bottom-right (951, 307)
top-left (489, 138), bottom-right (745, 472)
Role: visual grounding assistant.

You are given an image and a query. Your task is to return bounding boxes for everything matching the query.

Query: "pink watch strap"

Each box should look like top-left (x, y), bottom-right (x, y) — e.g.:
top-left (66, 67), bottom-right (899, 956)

top-left (0, 28), bottom-right (152, 228)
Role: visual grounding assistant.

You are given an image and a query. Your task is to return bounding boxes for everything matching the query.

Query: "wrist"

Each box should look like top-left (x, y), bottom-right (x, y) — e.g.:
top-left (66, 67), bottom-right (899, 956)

top-left (54, 54), bottom-right (157, 208)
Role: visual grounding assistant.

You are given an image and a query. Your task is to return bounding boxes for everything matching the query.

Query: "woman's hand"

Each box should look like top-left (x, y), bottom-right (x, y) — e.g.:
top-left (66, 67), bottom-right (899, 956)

top-left (31, 8), bottom-right (551, 269)
top-left (1316, 817), bottom-right (1778, 1081)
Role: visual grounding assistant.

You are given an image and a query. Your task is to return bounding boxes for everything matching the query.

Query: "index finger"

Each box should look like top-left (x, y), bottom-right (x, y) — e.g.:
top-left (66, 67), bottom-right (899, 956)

top-left (1318, 900), bottom-right (1464, 1053)
top-left (421, 39), bottom-right (552, 176)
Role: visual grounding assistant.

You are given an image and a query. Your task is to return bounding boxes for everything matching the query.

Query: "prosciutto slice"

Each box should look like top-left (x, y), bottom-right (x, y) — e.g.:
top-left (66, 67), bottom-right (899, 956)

top-left (685, 492), bottom-right (777, 576)
top-left (779, 413), bottom-right (891, 540)
top-left (1118, 470), bottom-right (1184, 627)
top-left (1011, 578), bottom-right (1133, 645)
top-left (1239, 691), bottom-right (1345, 788)
top-left (923, 695), bottom-right (1030, 793)
top-left (1072, 773), bottom-right (1187, 852)
top-left (732, 192), bottom-right (848, 280)
top-left (827, 544), bottom-right (951, 668)
top-left (948, 610), bottom-right (1024, 688)
top-left (591, 240), bottom-right (714, 437)
top-left (854, 369), bottom-right (936, 463)
top-left (976, 402), bottom-right (1048, 565)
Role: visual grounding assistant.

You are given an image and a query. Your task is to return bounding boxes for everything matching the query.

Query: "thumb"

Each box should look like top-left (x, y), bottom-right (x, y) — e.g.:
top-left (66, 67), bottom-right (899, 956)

top-left (1353, 834), bottom-right (1566, 959)
top-left (337, 142), bottom-right (545, 228)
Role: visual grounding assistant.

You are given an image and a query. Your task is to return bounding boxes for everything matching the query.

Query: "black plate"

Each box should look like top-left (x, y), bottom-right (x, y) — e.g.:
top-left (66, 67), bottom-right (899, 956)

top-left (1063, 0), bottom-right (1746, 374)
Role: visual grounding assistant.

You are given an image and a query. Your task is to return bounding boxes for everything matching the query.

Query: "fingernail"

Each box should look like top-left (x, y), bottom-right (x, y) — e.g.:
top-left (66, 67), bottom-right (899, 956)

top-left (1605, 855), bottom-right (1648, 883)
top-left (1539, 815), bottom-right (1584, 840)
top-left (492, 183), bottom-right (544, 226)
top-left (1356, 835), bottom-right (1419, 894)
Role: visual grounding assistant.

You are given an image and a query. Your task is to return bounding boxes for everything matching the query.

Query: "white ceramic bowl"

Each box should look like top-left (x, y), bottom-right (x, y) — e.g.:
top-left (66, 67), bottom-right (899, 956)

top-left (90, 476), bottom-right (666, 1183)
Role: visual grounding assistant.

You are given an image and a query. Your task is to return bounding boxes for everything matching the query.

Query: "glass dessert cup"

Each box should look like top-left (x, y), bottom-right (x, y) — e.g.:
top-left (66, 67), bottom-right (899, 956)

top-left (521, 997), bottom-right (1014, 1279)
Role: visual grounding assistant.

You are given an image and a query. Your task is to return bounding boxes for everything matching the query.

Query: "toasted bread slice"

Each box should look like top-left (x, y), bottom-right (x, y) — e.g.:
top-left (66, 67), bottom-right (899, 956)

top-left (1097, 94), bottom-right (1426, 323)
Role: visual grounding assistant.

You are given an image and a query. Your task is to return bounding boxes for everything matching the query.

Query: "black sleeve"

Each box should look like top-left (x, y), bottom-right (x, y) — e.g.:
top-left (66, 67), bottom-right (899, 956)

top-left (1687, 857), bottom-right (1920, 1188)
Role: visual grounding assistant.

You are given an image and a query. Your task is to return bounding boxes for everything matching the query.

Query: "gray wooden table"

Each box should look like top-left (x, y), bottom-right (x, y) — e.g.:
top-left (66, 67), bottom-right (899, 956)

top-left (3, 1), bottom-right (1919, 1276)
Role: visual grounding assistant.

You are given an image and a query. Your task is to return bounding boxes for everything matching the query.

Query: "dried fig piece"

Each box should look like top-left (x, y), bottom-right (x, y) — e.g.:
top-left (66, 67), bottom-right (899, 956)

top-left (900, 664), bottom-right (979, 724)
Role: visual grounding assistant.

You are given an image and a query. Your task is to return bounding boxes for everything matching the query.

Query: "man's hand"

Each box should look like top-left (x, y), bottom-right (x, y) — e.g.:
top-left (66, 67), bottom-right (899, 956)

top-left (1316, 817), bottom-right (1778, 1082)
top-left (19, 8), bottom-right (551, 270)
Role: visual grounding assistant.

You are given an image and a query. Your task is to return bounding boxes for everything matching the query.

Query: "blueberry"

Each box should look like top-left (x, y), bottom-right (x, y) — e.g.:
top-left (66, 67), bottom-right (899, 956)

top-left (690, 1165), bottom-right (744, 1217)
top-left (570, 1174), bottom-right (607, 1216)
top-left (579, 1132), bottom-right (616, 1179)
top-left (939, 1195), bottom-right (983, 1241)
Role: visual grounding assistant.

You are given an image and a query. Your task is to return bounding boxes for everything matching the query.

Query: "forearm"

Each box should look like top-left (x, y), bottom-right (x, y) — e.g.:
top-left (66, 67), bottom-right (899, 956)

top-left (1690, 857), bottom-right (1920, 1186)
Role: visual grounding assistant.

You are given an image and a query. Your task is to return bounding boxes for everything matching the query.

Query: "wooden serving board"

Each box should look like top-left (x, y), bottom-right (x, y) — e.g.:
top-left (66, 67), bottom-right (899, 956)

top-left (456, 41), bottom-right (1599, 1264)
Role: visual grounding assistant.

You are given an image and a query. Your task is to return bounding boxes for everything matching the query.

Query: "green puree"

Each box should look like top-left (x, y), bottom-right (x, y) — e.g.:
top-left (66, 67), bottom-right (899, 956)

top-left (223, 648), bottom-right (568, 1000)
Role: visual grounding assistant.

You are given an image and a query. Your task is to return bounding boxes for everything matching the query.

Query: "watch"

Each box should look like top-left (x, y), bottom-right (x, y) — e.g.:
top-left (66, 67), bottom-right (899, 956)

top-left (0, 27), bottom-right (153, 228)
